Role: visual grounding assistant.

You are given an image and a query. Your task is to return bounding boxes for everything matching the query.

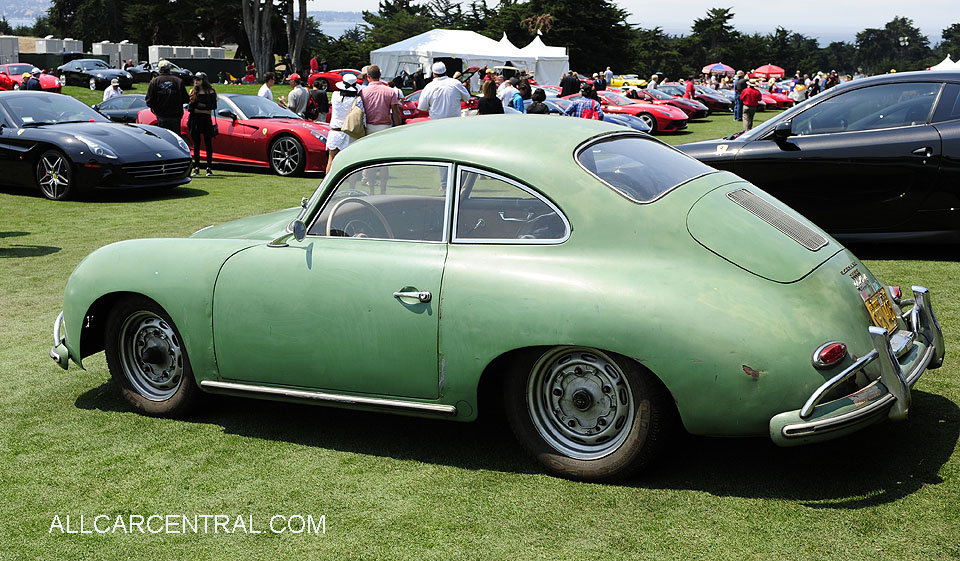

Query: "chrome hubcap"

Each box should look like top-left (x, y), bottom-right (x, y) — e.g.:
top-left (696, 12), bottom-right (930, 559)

top-left (527, 347), bottom-right (634, 460)
top-left (38, 154), bottom-right (70, 199)
top-left (271, 138), bottom-right (301, 175)
top-left (118, 311), bottom-right (184, 400)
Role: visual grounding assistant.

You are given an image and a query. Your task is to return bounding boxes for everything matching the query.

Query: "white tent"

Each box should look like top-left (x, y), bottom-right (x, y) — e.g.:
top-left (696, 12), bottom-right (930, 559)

top-left (928, 55), bottom-right (958, 71)
top-left (519, 34), bottom-right (569, 86)
top-left (370, 29), bottom-right (535, 82)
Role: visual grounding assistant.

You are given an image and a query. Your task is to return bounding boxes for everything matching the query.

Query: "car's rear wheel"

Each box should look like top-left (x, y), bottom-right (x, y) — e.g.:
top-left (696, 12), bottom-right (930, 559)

top-left (35, 149), bottom-right (74, 201)
top-left (505, 346), bottom-right (672, 481)
top-left (636, 113), bottom-right (657, 133)
top-left (269, 135), bottom-right (305, 176)
top-left (89, 77), bottom-right (97, 90)
top-left (105, 296), bottom-right (200, 417)
top-left (314, 79), bottom-right (329, 92)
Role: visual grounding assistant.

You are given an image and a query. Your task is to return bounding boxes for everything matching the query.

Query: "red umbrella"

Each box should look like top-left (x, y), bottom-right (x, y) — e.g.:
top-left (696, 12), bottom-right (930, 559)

top-left (753, 64), bottom-right (785, 79)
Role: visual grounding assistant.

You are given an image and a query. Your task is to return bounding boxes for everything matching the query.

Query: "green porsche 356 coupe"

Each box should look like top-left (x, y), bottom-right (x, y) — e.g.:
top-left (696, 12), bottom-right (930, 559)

top-left (51, 116), bottom-right (945, 481)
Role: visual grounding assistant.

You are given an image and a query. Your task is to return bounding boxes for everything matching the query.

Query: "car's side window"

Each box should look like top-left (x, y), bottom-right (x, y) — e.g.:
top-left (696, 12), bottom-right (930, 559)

top-left (932, 83), bottom-right (960, 123)
top-left (308, 163), bottom-right (450, 242)
top-left (454, 167), bottom-right (568, 243)
top-left (791, 83), bottom-right (940, 135)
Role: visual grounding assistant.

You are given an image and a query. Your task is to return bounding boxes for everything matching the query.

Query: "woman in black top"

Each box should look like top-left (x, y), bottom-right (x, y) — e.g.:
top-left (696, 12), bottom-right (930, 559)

top-left (527, 88), bottom-right (550, 114)
top-left (187, 72), bottom-right (218, 176)
top-left (477, 79), bottom-right (504, 115)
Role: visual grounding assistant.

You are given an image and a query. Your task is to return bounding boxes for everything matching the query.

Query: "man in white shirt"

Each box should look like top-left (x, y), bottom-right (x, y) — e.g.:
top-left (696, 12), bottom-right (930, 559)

top-left (417, 61), bottom-right (470, 119)
top-left (103, 78), bottom-right (122, 101)
top-left (604, 66), bottom-right (613, 84)
top-left (497, 77), bottom-right (519, 110)
top-left (258, 72), bottom-right (275, 100)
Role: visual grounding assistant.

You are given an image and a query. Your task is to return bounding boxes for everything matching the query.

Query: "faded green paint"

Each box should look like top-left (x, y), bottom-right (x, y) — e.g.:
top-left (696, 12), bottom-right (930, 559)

top-left (57, 116), bottom-right (934, 443)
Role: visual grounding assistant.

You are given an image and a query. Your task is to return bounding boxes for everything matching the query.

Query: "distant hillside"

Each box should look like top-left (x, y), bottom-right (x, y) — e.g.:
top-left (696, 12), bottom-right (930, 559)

top-left (0, 0), bottom-right (49, 24)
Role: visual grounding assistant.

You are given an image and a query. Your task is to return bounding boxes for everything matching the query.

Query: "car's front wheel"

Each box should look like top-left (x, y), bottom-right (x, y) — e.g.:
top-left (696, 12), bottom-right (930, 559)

top-left (105, 296), bottom-right (201, 417)
top-left (89, 77), bottom-right (97, 90)
top-left (269, 135), bottom-right (305, 176)
top-left (35, 149), bottom-right (74, 200)
top-left (505, 346), bottom-right (672, 481)
top-left (636, 113), bottom-right (657, 133)
top-left (12, 83), bottom-right (19, 90)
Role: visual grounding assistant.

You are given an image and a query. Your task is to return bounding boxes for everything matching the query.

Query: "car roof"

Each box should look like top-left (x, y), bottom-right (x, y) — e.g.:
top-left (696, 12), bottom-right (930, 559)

top-left (332, 115), bottom-right (632, 188)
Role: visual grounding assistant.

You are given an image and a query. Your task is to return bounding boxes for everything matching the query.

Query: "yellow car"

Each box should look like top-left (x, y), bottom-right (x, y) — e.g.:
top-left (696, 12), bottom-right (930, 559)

top-left (610, 74), bottom-right (647, 88)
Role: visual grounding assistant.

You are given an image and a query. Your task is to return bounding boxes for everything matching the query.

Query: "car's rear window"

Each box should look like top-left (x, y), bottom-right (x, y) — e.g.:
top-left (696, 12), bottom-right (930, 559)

top-left (577, 135), bottom-right (713, 203)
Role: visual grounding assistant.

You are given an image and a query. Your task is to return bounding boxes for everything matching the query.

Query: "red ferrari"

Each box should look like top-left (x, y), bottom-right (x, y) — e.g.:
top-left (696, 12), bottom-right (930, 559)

top-left (137, 93), bottom-right (329, 175)
top-left (756, 85), bottom-right (794, 109)
top-left (621, 86), bottom-right (710, 118)
top-left (305, 68), bottom-right (362, 92)
top-left (0, 64), bottom-right (62, 92)
top-left (564, 90), bottom-right (688, 133)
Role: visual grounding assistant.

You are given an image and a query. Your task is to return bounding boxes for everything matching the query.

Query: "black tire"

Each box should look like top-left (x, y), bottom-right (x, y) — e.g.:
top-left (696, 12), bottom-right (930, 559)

top-left (89, 77), bottom-right (97, 90)
top-left (268, 135), bottom-right (306, 176)
top-left (35, 149), bottom-right (74, 201)
top-left (104, 296), bottom-right (201, 417)
top-left (504, 346), bottom-right (672, 481)
top-left (315, 79), bottom-right (329, 92)
top-left (637, 113), bottom-right (657, 133)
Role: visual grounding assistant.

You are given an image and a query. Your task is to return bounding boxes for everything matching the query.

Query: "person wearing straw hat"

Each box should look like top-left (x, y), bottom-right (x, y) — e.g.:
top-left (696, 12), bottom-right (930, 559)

top-left (103, 78), bottom-right (123, 101)
top-left (325, 73), bottom-right (365, 174)
top-left (740, 78), bottom-right (762, 132)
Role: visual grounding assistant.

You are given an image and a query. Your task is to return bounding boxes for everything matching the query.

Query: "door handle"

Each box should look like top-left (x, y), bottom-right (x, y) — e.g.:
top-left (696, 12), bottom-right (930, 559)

top-left (393, 290), bottom-right (432, 303)
top-left (911, 146), bottom-right (932, 157)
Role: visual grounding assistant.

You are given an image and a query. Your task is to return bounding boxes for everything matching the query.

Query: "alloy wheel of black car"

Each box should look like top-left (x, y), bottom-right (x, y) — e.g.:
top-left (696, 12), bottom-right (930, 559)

top-left (88, 77), bottom-right (97, 90)
top-left (59, 74), bottom-right (67, 87)
top-left (269, 136), bottom-right (305, 176)
top-left (505, 346), bottom-right (673, 481)
top-left (35, 149), bottom-right (74, 201)
top-left (105, 295), bottom-right (201, 417)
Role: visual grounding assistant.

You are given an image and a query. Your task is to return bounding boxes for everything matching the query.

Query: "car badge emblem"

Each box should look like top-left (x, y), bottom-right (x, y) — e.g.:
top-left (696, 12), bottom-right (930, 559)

top-left (262, 128), bottom-right (268, 135)
top-left (848, 268), bottom-right (869, 291)
top-left (715, 144), bottom-right (728, 155)
top-left (839, 262), bottom-right (857, 275)
top-left (157, 153), bottom-right (162, 158)
top-left (17, 129), bottom-right (24, 136)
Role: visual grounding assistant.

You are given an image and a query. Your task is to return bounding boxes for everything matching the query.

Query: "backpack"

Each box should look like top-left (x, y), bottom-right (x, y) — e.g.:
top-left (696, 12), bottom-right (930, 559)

top-left (304, 92), bottom-right (321, 120)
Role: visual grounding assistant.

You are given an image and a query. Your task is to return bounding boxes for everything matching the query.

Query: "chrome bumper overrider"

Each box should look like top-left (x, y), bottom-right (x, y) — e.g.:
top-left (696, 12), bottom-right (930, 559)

top-left (49, 310), bottom-right (70, 370)
top-left (770, 286), bottom-right (944, 445)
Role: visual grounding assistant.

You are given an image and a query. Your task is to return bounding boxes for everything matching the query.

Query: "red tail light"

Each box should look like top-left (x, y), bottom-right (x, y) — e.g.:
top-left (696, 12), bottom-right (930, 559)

top-left (812, 341), bottom-right (847, 369)
top-left (890, 285), bottom-right (902, 303)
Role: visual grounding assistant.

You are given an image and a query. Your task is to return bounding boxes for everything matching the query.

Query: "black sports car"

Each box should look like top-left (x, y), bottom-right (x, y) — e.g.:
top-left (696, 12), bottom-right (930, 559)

top-left (0, 91), bottom-right (192, 200)
top-left (127, 62), bottom-right (193, 83)
top-left (677, 70), bottom-right (960, 241)
top-left (57, 59), bottom-right (134, 90)
top-left (93, 94), bottom-right (147, 123)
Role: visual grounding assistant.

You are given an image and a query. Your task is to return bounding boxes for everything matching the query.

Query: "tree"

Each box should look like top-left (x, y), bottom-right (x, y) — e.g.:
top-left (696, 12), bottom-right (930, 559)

top-left (856, 16), bottom-right (930, 74)
top-left (0, 17), bottom-right (11, 35)
top-left (937, 23), bottom-right (960, 60)
top-left (242, 0), bottom-right (275, 77)
top-left (282, 0), bottom-right (309, 73)
top-left (690, 8), bottom-right (740, 64)
top-left (428, 0), bottom-right (466, 28)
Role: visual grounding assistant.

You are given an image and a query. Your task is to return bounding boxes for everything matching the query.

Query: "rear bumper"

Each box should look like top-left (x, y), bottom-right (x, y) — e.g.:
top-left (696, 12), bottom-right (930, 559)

top-left (50, 311), bottom-right (70, 369)
top-left (769, 286), bottom-right (944, 445)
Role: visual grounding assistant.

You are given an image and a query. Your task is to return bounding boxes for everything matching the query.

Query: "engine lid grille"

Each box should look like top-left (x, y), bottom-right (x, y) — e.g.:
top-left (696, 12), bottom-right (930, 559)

top-left (726, 188), bottom-right (827, 251)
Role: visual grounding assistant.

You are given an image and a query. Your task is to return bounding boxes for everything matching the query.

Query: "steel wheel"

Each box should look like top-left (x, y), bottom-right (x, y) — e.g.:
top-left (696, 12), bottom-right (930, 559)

top-left (117, 310), bottom-right (184, 401)
top-left (637, 113), bottom-right (657, 133)
top-left (35, 149), bottom-right (73, 200)
top-left (105, 296), bottom-right (201, 417)
top-left (527, 347), bottom-right (635, 460)
top-left (89, 77), bottom-right (97, 90)
top-left (269, 136), bottom-right (305, 176)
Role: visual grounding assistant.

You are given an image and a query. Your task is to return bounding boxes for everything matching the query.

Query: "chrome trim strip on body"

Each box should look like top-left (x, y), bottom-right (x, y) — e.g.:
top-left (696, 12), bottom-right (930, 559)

top-left (53, 310), bottom-right (64, 347)
top-left (200, 380), bottom-right (458, 416)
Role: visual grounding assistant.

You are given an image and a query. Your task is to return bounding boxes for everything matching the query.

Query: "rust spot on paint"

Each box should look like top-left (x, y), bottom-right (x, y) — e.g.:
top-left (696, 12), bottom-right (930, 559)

top-left (743, 365), bottom-right (761, 380)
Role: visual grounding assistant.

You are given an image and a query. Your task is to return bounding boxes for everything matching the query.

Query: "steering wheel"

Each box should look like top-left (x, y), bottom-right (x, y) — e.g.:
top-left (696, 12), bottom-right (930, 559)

top-left (325, 197), bottom-right (395, 239)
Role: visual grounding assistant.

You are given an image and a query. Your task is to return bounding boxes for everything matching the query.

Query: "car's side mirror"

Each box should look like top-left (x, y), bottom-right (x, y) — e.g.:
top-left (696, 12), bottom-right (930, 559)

top-left (92, 104), bottom-right (101, 111)
top-left (267, 220), bottom-right (307, 248)
top-left (218, 109), bottom-right (237, 121)
top-left (773, 120), bottom-right (793, 140)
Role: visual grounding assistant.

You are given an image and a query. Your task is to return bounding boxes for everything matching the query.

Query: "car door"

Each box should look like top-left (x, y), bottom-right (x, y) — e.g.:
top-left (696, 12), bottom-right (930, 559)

top-left (210, 97), bottom-right (256, 164)
top-left (927, 82), bottom-right (960, 232)
top-left (212, 162), bottom-right (451, 398)
top-left (733, 81), bottom-right (943, 232)
top-left (0, 112), bottom-right (35, 186)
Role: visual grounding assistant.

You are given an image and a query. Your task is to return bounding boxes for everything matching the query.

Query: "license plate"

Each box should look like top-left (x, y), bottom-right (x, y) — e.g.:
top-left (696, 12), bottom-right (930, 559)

top-left (864, 288), bottom-right (898, 334)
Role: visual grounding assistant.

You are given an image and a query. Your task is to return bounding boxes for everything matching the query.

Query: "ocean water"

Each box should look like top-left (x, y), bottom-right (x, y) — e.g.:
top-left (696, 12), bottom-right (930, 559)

top-left (318, 20), bottom-right (366, 38)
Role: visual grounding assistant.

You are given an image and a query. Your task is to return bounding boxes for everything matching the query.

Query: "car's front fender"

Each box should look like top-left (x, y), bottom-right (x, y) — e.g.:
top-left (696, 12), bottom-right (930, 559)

top-left (61, 238), bottom-right (259, 381)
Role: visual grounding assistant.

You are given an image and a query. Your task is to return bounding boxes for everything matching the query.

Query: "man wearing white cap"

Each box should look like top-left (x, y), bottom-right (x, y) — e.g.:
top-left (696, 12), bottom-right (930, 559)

top-left (103, 78), bottom-right (123, 101)
top-left (416, 61), bottom-right (470, 119)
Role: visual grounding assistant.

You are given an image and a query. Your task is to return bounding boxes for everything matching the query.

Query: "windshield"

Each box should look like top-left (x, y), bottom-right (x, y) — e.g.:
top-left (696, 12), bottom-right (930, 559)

top-left (577, 135), bottom-right (713, 203)
top-left (0, 93), bottom-right (108, 126)
top-left (645, 89), bottom-right (674, 100)
top-left (601, 92), bottom-right (634, 106)
top-left (230, 95), bottom-right (301, 119)
top-left (81, 60), bottom-right (111, 71)
top-left (4, 64), bottom-right (33, 75)
top-left (658, 85), bottom-right (682, 96)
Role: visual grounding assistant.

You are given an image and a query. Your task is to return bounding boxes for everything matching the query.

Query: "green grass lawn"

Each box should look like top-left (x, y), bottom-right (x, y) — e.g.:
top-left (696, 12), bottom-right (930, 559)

top-left (1, 100), bottom-right (958, 559)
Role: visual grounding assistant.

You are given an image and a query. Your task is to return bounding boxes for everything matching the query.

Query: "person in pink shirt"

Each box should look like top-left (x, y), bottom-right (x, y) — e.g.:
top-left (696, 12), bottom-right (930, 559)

top-left (359, 65), bottom-right (402, 191)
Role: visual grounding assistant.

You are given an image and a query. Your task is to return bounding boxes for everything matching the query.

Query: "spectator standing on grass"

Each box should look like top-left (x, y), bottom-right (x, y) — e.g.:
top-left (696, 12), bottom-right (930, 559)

top-left (103, 78), bottom-right (122, 100)
top-left (258, 72), bottom-right (275, 100)
top-left (564, 83), bottom-right (603, 120)
top-left (559, 70), bottom-right (580, 97)
top-left (24, 68), bottom-right (42, 90)
top-left (604, 66), bottom-right (613, 85)
top-left (308, 79), bottom-right (330, 122)
top-left (593, 72), bottom-right (607, 91)
top-left (280, 74), bottom-right (309, 116)
top-left (325, 74), bottom-right (364, 174)
top-left (733, 70), bottom-right (746, 121)
top-left (498, 77), bottom-right (520, 110)
top-left (684, 76), bottom-right (695, 99)
top-left (526, 88), bottom-right (550, 114)
top-left (417, 61), bottom-right (470, 119)
top-left (477, 79), bottom-right (504, 115)
top-left (360, 65), bottom-right (401, 133)
top-left (310, 55), bottom-right (319, 74)
top-left (646, 74), bottom-right (658, 90)
top-left (740, 78), bottom-right (762, 132)
top-left (187, 72), bottom-right (218, 177)
top-left (145, 60), bottom-right (189, 134)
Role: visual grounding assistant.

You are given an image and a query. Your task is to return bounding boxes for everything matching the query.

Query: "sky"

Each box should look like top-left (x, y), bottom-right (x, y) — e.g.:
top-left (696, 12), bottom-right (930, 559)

top-left (309, 0), bottom-right (958, 44)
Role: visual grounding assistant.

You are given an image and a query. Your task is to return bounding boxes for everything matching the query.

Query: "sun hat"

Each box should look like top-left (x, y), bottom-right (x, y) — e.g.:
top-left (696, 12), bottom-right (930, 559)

top-left (736, 70), bottom-right (744, 77)
top-left (110, 78), bottom-right (119, 86)
top-left (431, 61), bottom-right (446, 75)
top-left (158, 60), bottom-right (171, 70)
top-left (335, 73), bottom-right (358, 90)
top-left (747, 78), bottom-right (758, 86)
